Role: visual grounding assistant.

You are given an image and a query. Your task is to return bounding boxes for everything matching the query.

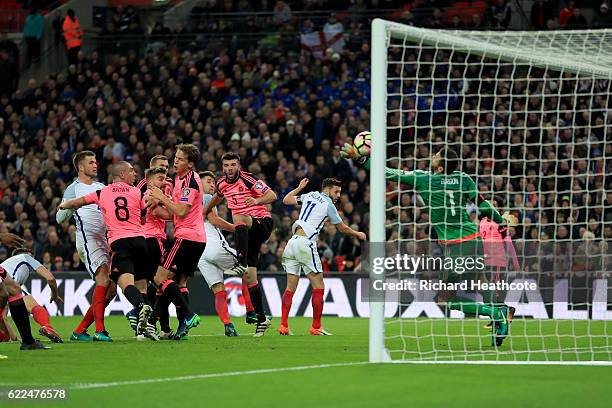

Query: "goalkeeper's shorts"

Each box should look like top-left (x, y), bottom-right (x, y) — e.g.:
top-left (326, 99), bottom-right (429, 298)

top-left (439, 237), bottom-right (484, 283)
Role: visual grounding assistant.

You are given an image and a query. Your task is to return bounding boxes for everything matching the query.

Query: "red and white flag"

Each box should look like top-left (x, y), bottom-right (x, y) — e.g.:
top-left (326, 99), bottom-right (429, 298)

top-left (300, 27), bottom-right (344, 59)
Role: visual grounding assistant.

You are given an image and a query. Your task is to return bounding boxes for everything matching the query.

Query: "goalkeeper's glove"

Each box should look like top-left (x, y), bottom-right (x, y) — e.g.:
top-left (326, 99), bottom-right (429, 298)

top-left (341, 143), bottom-right (367, 164)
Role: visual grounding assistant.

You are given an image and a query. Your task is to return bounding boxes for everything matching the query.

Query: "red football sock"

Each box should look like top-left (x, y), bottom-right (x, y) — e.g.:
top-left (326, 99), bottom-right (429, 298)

top-left (31, 305), bottom-right (50, 328)
top-left (75, 291), bottom-right (113, 333)
top-left (312, 288), bottom-right (324, 330)
top-left (214, 291), bottom-right (231, 325)
top-left (93, 285), bottom-right (108, 332)
top-left (75, 305), bottom-right (94, 333)
top-left (281, 290), bottom-right (294, 327)
top-left (242, 276), bottom-right (254, 313)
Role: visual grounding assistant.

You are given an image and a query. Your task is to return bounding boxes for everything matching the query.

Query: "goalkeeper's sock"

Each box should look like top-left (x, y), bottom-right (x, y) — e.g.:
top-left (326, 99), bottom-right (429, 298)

top-left (311, 288), bottom-right (324, 330)
top-left (281, 290), bottom-right (294, 327)
top-left (448, 297), bottom-right (501, 320)
top-left (234, 224), bottom-right (249, 267)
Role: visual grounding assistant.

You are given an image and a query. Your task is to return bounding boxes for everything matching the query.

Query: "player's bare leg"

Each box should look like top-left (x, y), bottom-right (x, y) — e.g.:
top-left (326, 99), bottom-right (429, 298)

top-left (279, 274), bottom-right (299, 336)
top-left (210, 282), bottom-right (238, 336)
top-left (306, 272), bottom-right (331, 336)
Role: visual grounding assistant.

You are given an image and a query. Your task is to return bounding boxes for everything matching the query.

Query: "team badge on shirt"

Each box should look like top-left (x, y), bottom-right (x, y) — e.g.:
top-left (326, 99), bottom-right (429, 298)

top-left (182, 188), bottom-right (190, 197)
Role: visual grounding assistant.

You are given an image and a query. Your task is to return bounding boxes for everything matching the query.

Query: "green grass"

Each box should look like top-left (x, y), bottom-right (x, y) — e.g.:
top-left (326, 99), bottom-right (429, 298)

top-left (0, 316), bottom-right (611, 407)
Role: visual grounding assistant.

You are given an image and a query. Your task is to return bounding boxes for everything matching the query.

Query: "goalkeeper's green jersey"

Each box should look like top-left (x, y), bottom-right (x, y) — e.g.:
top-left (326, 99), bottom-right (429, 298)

top-left (365, 159), bottom-right (503, 243)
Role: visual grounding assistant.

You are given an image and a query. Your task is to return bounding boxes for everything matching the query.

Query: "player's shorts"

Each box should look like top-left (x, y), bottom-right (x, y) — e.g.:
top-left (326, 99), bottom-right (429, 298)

top-left (247, 217), bottom-right (273, 267)
top-left (146, 237), bottom-right (166, 278)
top-left (439, 237), bottom-right (484, 284)
top-left (109, 237), bottom-right (153, 283)
top-left (281, 235), bottom-right (322, 276)
top-left (198, 242), bottom-right (238, 288)
top-left (76, 234), bottom-right (110, 279)
top-left (162, 238), bottom-right (206, 277)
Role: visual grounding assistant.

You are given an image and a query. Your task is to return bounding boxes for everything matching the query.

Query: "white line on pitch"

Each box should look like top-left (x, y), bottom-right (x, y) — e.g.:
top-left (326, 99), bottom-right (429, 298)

top-left (71, 361), bottom-right (371, 390)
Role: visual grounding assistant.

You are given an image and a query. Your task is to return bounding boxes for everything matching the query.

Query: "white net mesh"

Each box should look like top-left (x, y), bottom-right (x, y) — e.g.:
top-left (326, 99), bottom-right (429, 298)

top-left (375, 23), bottom-right (612, 363)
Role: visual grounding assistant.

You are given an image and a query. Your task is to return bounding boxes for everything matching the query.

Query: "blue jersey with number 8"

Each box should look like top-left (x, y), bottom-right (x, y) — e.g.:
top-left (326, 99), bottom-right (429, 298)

top-left (292, 191), bottom-right (342, 241)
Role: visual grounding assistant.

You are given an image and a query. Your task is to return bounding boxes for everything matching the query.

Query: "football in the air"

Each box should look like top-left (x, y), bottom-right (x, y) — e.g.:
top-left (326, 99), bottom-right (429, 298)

top-left (353, 131), bottom-right (372, 157)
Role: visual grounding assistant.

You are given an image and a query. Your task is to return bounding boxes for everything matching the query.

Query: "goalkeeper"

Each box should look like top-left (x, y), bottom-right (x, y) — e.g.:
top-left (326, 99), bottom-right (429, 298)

top-left (342, 144), bottom-right (517, 346)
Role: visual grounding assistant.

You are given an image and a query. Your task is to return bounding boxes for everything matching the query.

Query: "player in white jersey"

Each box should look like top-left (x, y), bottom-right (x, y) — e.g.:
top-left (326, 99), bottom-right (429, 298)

top-left (0, 248), bottom-right (63, 343)
top-left (56, 151), bottom-right (115, 342)
top-left (279, 178), bottom-right (366, 336)
top-left (197, 171), bottom-right (239, 337)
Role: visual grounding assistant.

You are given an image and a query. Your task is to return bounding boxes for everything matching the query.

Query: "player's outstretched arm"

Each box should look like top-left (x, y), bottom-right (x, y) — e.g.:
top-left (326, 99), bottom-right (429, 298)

top-left (283, 178), bottom-right (309, 205)
top-left (207, 209), bottom-right (235, 232)
top-left (203, 193), bottom-right (223, 217)
top-left (58, 196), bottom-right (88, 210)
top-left (34, 264), bottom-right (63, 304)
top-left (336, 221), bottom-right (367, 241)
top-left (340, 143), bottom-right (416, 186)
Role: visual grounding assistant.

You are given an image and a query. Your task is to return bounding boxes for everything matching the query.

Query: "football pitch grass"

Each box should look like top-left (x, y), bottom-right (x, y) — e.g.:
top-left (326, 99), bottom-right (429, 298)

top-left (0, 316), bottom-right (611, 407)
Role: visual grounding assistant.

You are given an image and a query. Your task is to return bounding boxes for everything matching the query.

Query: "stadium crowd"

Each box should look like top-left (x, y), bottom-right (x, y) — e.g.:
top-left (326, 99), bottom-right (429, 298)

top-left (0, 1), bottom-right (610, 276)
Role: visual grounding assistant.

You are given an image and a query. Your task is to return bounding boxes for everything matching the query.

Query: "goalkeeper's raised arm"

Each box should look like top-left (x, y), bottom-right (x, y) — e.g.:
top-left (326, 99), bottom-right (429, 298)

top-left (341, 143), bottom-right (517, 232)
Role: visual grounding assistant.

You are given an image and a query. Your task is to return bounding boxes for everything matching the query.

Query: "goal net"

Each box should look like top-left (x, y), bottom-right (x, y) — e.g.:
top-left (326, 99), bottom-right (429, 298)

top-left (368, 20), bottom-right (612, 365)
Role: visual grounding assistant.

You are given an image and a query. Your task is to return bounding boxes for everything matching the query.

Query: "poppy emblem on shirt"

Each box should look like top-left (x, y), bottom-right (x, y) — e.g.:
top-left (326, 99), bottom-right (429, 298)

top-left (182, 188), bottom-right (190, 197)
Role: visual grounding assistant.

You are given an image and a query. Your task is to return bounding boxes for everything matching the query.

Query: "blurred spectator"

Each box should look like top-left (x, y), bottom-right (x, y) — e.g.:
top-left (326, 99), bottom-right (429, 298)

top-left (490, 0), bottom-right (512, 29)
top-left (23, 7), bottom-right (44, 65)
top-left (468, 13), bottom-right (485, 30)
top-left (530, 0), bottom-right (555, 30)
top-left (592, 3), bottom-right (612, 28)
top-left (51, 10), bottom-right (63, 47)
top-left (566, 7), bottom-right (588, 28)
top-left (273, 1), bottom-right (292, 26)
top-left (559, 0), bottom-right (575, 27)
top-left (0, 34), bottom-right (19, 95)
top-left (62, 9), bottom-right (83, 65)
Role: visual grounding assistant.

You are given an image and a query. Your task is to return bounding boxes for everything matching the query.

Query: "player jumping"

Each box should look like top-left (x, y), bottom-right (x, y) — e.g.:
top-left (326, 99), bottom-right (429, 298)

top-left (0, 248), bottom-right (63, 343)
top-left (280, 178), bottom-right (366, 335)
top-left (197, 171), bottom-right (239, 337)
top-left (146, 144), bottom-right (205, 340)
top-left (204, 152), bottom-right (278, 337)
top-left (57, 151), bottom-right (116, 342)
top-left (342, 144), bottom-right (518, 346)
top-left (59, 161), bottom-right (154, 338)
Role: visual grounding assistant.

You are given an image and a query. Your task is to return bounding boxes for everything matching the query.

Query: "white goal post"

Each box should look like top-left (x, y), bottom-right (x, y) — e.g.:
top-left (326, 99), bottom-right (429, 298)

top-left (369, 19), bottom-right (612, 365)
